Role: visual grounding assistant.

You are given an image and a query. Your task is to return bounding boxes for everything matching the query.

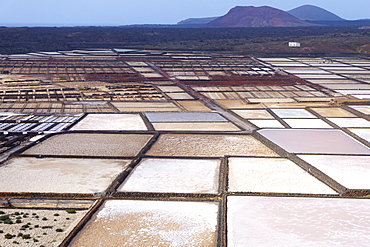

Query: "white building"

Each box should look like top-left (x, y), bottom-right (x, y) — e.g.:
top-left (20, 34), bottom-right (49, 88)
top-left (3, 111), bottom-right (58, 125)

top-left (288, 42), bottom-right (301, 48)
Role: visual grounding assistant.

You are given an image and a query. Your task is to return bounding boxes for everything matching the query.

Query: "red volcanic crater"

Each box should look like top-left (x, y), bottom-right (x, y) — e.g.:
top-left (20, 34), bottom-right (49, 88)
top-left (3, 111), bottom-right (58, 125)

top-left (206, 6), bottom-right (313, 27)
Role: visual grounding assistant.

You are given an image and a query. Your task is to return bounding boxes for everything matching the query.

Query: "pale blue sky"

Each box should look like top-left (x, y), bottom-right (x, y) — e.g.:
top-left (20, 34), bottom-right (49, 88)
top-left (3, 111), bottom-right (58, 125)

top-left (0, 0), bottom-right (369, 26)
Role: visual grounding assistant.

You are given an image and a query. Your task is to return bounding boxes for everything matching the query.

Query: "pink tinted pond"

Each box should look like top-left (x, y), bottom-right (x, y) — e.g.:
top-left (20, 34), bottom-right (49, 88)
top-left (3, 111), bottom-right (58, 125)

top-left (258, 129), bottom-right (370, 154)
top-left (228, 196), bottom-right (370, 246)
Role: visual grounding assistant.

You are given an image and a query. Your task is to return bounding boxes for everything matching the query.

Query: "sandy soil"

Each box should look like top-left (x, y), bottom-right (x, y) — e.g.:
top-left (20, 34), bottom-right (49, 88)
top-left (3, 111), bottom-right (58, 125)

top-left (24, 133), bottom-right (153, 157)
top-left (310, 107), bottom-right (356, 118)
top-left (176, 101), bottom-right (211, 111)
top-left (146, 134), bottom-right (277, 157)
top-left (233, 110), bottom-right (274, 119)
top-left (214, 100), bottom-right (249, 109)
top-left (0, 208), bottom-right (86, 247)
top-left (70, 200), bottom-right (218, 247)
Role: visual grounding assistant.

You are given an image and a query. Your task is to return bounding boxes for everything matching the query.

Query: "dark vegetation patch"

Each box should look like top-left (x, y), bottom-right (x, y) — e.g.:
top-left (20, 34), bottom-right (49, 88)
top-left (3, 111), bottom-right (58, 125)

top-left (0, 26), bottom-right (369, 55)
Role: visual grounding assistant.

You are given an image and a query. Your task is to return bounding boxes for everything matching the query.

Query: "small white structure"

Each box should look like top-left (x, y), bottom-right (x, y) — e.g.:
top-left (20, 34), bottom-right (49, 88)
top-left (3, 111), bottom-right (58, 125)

top-left (288, 42), bottom-right (301, 48)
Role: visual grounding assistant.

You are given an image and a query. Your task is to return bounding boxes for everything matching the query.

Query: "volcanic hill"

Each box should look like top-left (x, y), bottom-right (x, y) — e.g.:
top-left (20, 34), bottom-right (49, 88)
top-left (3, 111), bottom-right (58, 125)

top-left (288, 5), bottom-right (344, 21)
top-left (206, 6), bottom-right (313, 27)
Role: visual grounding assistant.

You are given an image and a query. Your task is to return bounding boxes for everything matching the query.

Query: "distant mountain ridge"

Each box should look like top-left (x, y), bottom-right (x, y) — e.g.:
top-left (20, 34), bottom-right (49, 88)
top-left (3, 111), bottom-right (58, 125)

top-left (177, 17), bottom-right (218, 26)
top-left (205, 6), bottom-right (312, 27)
top-left (176, 5), bottom-right (367, 27)
top-left (288, 5), bottom-right (344, 21)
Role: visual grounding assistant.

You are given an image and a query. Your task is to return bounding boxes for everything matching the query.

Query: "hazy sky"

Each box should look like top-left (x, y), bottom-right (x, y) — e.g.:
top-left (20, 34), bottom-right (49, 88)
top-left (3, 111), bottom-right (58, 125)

top-left (0, 0), bottom-right (369, 26)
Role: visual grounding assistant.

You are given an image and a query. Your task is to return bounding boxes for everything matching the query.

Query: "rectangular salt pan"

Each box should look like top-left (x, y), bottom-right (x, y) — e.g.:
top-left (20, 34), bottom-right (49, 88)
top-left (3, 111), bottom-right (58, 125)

top-left (119, 158), bottom-right (220, 193)
top-left (299, 155), bottom-right (370, 189)
top-left (349, 105), bottom-right (370, 114)
top-left (228, 158), bottom-right (336, 194)
top-left (271, 109), bottom-right (317, 118)
top-left (70, 200), bottom-right (218, 247)
top-left (24, 133), bottom-right (153, 157)
top-left (71, 114), bottom-right (147, 131)
top-left (0, 157), bottom-right (130, 193)
top-left (328, 118), bottom-right (370, 128)
top-left (151, 122), bottom-right (240, 131)
top-left (228, 196), bottom-right (370, 246)
top-left (249, 120), bottom-right (285, 128)
top-left (258, 129), bottom-right (370, 154)
top-left (146, 134), bottom-right (277, 157)
top-left (283, 119), bottom-right (333, 128)
top-left (310, 107), bottom-right (356, 118)
top-left (232, 110), bottom-right (275, 119)
top-left (145, 112), bottom-right (227, 122)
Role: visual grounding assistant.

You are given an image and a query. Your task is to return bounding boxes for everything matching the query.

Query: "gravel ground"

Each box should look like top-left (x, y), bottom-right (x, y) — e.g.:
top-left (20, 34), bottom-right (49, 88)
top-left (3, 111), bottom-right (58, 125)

top-left (0, 208), bottom-right (86, 247)
top-left (24, 133), bottom-right (153, 157)
top-left (146, 134), bottom-right (277, 157)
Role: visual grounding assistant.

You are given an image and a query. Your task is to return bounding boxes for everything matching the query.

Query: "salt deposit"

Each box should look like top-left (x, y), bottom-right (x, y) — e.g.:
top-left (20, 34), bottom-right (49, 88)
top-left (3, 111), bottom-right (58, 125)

top-left (166, 92), bottom-right (194, 99)
top-left (299, 155), bottom-right (370, 189)
top-left (24, 133), bottom-right (153, 157)
top-left (0, 157), bottom-right (130, 193)
top-left (119, 158), bottom-right (220, 193)
top-left (152, 122), bottom-right (240, 131)
top-left (327, 118), bottom-right (370, 128)
top-left (271, 109), bottom-right (316, 118)
top-left (70, 200), bottom-right (218, 246)
top-left (283, 119), bottom-right (333, 128)
top-left (349, 128), bottom-right (370, 143)
top-left (146, 134), bottom-right (278, 157)
top-left (349, 105), bottom-right (370, 115)
top-left (249, 120), bottom-right (285, 128)
top-left (228, 196), bottom-right (370, 246)
top-left (71, 114), bottom-right (147, 131)
top-left (259, 129), bottom-right (370, 154)
top-left (228, 158), bottom-right (337, 194)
